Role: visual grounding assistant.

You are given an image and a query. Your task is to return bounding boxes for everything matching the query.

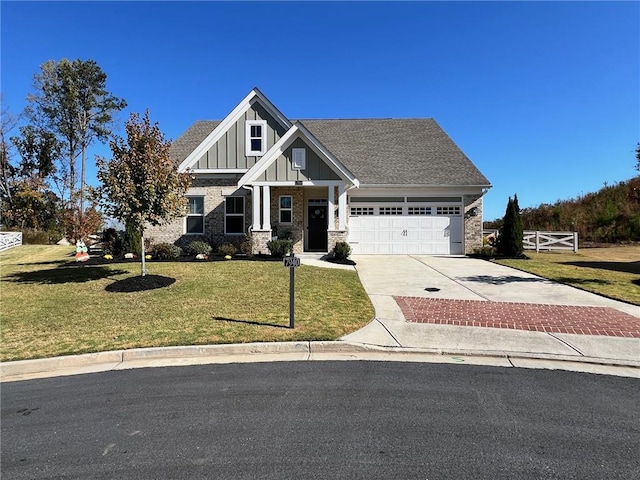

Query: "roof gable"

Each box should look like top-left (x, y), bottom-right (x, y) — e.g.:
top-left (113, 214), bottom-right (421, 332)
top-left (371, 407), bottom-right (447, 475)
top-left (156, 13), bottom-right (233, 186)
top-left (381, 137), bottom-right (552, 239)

top-left (238, 123), bottom-right (359, 187)
top-left (177, 88), bottom-right (292, 173)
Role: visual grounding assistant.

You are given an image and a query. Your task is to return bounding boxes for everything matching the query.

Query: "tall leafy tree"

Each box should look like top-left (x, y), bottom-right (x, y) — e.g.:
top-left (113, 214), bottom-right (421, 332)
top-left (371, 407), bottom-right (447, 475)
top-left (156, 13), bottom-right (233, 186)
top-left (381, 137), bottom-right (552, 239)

top-left (0, 98), bottom-right (18, 206)
top-left (497, 194), bottom-right (524, 257)
top-left (94, 111), bottom-right (192, 276)
top-left (26, 59), bottom-right (126, 211)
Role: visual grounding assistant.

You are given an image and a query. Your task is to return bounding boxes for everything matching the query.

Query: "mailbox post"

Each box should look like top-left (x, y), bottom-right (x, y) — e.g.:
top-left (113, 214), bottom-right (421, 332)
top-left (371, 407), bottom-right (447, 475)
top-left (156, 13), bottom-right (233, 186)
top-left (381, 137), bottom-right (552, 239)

top-left (283, 253), bottom-right (300, 328)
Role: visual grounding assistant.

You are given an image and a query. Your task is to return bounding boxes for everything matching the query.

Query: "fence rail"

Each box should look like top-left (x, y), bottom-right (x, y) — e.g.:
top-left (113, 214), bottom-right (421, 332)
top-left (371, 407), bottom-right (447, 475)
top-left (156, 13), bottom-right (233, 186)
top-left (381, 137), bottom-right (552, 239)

top-left (0, 232), bottom-right (23, 252)
top-left (523, 231), bottom-right (578, 252)
top-left (483, 229), bottom-right (578, 252)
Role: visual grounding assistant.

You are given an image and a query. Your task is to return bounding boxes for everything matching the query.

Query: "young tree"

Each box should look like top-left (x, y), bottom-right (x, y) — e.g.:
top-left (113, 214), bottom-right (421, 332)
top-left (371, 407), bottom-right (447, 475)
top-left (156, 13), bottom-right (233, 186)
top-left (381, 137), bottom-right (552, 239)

top-left (94, 111), bottom-right (192, 276)
top-left (26, 59), bottom-right (127, 211)
top-left (497, 194), bottom-right (524, 257)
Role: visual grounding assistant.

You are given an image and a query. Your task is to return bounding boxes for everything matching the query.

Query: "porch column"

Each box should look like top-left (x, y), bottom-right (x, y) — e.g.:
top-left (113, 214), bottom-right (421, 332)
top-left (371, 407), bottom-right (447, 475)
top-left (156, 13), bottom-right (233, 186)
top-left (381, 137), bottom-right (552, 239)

top-left (262, 185), bottom-right (271, 230)
top-left (252, 185), bottom-right (261, 231)
top-left (338, 184), bottom-right (347, 230)
top-left (327, 183), bottom-right (335, 230)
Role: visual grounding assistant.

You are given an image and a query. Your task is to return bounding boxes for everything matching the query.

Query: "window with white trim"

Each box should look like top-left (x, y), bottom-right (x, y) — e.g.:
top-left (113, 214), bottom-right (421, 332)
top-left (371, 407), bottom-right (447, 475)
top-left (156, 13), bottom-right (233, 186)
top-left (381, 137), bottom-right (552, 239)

top-left (279, 195), bottom-right (292, 224)
top-left (350, 207), bottom-right (375, 216)
top-left (186, 196), bottom-right (204, 234)
top-left (379, 207), bottom-right (403, 215)
top-left (408, 207), bottom-right (432, 215)
top-left (245, 120), bottom-right (267, 156)
top-left (436, 206), bottom-right (461, 215)
top-left (292, 148), bottom-right (306, 170)
top-left (225, 197), bottom-right (245, 234)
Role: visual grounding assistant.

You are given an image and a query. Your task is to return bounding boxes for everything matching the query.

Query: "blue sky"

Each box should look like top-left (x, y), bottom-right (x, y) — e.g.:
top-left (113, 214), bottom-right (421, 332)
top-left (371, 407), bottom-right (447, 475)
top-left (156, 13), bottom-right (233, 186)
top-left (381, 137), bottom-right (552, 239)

top-left (2, 1), bottom-right (638, 221)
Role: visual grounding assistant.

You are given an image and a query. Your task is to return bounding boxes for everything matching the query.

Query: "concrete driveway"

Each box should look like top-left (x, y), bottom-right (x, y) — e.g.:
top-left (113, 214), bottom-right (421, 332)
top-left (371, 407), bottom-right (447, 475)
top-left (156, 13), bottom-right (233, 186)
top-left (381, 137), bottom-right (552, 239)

top-left (343, 255), bottom-right (640, 368)
top-left (352, 255), bottom-right (639, 318)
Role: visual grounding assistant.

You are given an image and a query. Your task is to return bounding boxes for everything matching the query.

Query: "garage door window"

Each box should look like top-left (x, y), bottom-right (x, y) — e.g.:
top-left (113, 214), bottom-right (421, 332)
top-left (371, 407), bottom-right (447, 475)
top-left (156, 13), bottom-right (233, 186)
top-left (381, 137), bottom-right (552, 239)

top-left (379, 207), bottom-right (403, 215)
top-left (436, 206), bottom-right (461, 215)
top-left (350, 207), bottom-right (374, 216)
top-left (408, 207), bottom-right (431, 215)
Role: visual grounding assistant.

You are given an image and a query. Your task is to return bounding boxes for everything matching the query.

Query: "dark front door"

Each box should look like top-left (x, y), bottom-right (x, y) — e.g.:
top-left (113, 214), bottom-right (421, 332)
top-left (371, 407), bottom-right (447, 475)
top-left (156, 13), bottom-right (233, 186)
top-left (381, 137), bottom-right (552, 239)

top-left (308, 205), bottom-right (328, 251)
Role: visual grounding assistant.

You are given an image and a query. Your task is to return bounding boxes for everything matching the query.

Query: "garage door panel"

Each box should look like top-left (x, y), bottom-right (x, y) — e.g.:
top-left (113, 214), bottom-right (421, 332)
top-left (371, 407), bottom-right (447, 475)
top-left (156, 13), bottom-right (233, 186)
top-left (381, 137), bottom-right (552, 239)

top-left (349, 213), bottom-right (462, 255)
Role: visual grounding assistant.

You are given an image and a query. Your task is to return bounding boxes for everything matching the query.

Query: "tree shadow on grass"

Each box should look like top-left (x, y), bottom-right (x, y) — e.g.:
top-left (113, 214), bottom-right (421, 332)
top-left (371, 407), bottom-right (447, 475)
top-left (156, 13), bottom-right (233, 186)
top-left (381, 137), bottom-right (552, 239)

top-left (105, 275), bottom-right (176, 293)
top-left (563, 261), bottom-right (640, 275)
top-left (212, 316), bottom-right (290, 329)
top-left (3, 265), bottom-right (129, 284)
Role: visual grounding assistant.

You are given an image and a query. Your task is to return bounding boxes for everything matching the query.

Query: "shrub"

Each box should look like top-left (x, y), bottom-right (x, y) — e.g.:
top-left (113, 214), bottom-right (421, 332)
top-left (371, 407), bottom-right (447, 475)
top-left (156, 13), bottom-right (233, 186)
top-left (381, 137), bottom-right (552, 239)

top-left (332, 241), bottom-right (352, 260)
top-left (497, 194), bottom-right (524, 257)
top-left (123, 221), bottom-right (142, 255)
top-left (267, 239), bottom-right (293, 257)
top-left (150, 243), bottom-right (182, 260)
top-left (101, 228), bottom-right (124, 256)
top-left (239, 234), bottom-right (253, 256)
top-left (186, 240), bottom-right (213, 256)
top-left (218, 243), bottom-right (238, 257)
top-left (472, 246), bottom-right (496, 259)
top-left (22, 229), bottom-right (53, 245)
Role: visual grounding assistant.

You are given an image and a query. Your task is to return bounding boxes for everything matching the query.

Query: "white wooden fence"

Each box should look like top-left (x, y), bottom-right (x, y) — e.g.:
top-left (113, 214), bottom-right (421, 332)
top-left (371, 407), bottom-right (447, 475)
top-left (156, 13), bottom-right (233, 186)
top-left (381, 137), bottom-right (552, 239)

top-left (523, 231), bottom-right (578, 252)
top-left (0, 232), bottom-right (23, 252)
top-left (483, 230), bottom-right (578, 252)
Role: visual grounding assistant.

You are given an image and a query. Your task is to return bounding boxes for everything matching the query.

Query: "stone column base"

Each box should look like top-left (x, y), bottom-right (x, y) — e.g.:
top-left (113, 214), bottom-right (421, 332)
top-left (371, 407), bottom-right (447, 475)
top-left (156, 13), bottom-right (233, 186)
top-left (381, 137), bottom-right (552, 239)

top-left (251, 230), bottom-right (273, 255)
top-left (327, 230), bottom-right (348, 255)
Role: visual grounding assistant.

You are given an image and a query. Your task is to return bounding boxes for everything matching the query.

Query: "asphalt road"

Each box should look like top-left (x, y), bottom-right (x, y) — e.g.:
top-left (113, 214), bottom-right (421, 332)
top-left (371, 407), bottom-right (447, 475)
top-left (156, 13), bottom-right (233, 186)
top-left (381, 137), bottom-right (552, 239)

top-left (2, 362), bottom-right (639, 479)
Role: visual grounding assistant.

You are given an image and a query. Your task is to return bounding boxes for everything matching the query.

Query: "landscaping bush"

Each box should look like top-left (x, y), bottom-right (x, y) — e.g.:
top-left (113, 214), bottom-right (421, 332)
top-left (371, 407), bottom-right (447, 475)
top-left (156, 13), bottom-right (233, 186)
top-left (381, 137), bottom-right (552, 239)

top-left (332, 241), bottom-right (352, 260)
top-left (218, 243), bottom-right (238, 257)
top-left (186, 240), bottom-right (213, 256)
top-left (149, 243), bottom-right (182, 260)
top-left (471, 246), bottom-right (496, 259)
top-left (238, 234), bottom-right (253, 256)
top-left (21, 229), bottom-right (54, 245)
top-left (267, 239), bottom-right (293, 257)
top-left (123, 222), bottom-right (142, 255)
top-left (497, 194), bottom-right (524, 257)
top-left (101, 228), bottom-right (124, 256)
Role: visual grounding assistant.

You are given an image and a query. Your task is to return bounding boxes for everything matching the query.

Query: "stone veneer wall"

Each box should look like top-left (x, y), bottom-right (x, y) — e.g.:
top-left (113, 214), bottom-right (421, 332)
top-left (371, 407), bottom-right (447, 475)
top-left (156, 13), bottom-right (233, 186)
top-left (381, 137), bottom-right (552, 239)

top-left (463, 194), bottom-right (483, 254)
top-left (144, 177), bottom-right (252, 249)
top-left (269, 187), bottom-right (305, 254)
top-left (251, 230), bottom-right (272, 256)
top-left (328, 230), bottom-right (347, 254)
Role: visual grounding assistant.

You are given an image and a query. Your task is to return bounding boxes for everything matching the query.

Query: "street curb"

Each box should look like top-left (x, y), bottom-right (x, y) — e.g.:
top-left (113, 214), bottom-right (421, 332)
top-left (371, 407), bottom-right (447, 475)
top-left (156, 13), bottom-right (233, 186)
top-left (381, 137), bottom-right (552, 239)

top-left (1, 341), bottom-right (639, 381)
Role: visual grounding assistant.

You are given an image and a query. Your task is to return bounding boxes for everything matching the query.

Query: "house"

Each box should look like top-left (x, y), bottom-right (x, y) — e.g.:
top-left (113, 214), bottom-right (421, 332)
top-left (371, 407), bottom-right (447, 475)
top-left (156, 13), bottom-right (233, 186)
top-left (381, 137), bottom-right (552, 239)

top-left (146, 88), bottom-right (491, 255)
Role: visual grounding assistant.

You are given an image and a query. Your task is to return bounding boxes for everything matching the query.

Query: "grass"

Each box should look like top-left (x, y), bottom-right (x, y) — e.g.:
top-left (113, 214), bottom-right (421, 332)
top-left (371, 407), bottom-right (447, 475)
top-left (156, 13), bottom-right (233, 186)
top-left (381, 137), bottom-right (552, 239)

top-left (0, 246), bottom-right (374, 361)
top-left (494, 245), bottom-right (640, 306)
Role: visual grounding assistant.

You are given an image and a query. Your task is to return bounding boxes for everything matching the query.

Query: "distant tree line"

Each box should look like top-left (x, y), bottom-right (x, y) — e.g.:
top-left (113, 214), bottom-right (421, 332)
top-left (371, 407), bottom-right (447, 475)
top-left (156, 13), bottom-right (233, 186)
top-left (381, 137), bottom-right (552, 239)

top-left (486, 174), bottom-right (640, 244)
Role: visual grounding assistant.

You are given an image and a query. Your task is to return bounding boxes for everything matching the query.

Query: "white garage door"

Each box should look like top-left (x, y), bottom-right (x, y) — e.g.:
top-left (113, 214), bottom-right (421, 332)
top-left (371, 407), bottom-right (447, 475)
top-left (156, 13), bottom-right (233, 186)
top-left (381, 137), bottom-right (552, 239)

top-left (348, 212), bottom-right (463, 255)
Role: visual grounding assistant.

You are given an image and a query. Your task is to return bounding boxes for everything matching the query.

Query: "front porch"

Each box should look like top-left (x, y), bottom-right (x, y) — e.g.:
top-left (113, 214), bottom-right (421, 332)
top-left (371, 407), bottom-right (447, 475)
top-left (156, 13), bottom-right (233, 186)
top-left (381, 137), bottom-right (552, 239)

top-left (249, 184), bottom-right (348, 255)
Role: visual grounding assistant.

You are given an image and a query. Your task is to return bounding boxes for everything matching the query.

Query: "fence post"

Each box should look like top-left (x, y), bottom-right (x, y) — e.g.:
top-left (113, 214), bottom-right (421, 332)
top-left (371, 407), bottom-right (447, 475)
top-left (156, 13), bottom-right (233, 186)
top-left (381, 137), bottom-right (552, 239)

top-left (535, 231), bottom-right (540, 253)
top-left (573, 232), bottom-right (578, 253)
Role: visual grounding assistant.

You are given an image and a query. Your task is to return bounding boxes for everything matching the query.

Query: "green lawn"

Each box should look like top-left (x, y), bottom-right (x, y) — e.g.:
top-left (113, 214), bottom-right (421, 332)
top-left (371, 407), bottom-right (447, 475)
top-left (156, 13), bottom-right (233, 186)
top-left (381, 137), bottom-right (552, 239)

top-left (0, 246), bottom-right (374, 361)
top-left (495, 245), bottom-right (640, 306)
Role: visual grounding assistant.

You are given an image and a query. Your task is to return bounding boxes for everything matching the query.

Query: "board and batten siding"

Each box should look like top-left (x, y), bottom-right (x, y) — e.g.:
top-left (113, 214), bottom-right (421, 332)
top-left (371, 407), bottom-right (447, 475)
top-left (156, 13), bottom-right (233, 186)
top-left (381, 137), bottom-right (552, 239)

top-left (193, 103), bottom-right (287, 170)
top-left (258, 137), bottom-right (341, 182)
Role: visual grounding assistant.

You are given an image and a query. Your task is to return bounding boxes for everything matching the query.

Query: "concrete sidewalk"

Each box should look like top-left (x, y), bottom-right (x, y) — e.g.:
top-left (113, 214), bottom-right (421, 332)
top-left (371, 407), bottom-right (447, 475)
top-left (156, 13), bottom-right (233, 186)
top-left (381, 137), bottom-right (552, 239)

top-left (342, 255), bottom-right (640, 375)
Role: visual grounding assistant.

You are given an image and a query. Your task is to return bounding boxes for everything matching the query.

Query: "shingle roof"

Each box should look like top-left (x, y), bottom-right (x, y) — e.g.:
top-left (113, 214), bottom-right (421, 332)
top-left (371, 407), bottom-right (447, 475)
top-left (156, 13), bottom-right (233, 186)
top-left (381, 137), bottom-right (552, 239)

top-left (299, 119), bottom-right (490, 186)
top-left (173, 118), bottom-right (490, 187)
top-left (170, 120), bottom-right (220, 163)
